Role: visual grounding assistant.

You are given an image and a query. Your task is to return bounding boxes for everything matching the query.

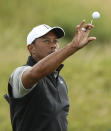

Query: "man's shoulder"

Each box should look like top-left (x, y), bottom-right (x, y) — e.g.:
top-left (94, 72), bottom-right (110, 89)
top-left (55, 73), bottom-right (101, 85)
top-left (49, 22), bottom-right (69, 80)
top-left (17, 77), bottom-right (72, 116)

top-left (9, 65), bottom-right (31, 81)
top-left (9, 65), bottom-right (31, 89)
top-left (12, 65), bottom-right (31, 74)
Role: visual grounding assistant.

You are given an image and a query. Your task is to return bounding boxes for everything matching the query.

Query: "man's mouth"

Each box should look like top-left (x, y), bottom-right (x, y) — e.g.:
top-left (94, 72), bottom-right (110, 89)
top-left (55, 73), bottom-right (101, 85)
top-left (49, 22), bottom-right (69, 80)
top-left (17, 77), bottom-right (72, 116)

top-left (49, 50), bottom-right (56, 54)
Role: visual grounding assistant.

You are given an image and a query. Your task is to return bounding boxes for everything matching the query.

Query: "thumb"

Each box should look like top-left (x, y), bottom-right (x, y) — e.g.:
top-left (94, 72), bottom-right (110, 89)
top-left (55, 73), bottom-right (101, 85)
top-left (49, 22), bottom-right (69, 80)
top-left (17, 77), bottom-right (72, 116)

top-left (88, 37), bottom-right (96, 43)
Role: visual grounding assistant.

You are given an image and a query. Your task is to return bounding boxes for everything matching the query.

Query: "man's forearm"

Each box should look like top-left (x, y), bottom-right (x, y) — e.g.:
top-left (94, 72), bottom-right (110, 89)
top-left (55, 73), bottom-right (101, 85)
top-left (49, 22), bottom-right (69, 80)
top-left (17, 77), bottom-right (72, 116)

top-left (31, 43), bottom-right (77, 80)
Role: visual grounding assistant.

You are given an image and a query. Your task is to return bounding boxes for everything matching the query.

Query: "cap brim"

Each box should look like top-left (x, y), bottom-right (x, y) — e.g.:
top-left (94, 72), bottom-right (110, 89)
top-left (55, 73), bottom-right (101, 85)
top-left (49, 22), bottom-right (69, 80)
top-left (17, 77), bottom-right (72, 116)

top-left (51, 27), bottom-right (65, 38)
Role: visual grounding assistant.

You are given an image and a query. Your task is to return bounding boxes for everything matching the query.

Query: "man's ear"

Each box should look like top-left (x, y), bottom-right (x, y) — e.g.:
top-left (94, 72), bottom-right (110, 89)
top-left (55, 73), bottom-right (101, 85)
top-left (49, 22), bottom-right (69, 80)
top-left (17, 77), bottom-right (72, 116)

top-left (27, 44), bottom-right (34, 54)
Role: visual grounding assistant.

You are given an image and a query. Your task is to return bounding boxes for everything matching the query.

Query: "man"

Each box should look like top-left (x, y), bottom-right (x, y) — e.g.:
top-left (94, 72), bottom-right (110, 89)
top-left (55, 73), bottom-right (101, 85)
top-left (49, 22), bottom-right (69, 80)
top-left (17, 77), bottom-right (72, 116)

top-left (6, 20), bottom-right (96, 131)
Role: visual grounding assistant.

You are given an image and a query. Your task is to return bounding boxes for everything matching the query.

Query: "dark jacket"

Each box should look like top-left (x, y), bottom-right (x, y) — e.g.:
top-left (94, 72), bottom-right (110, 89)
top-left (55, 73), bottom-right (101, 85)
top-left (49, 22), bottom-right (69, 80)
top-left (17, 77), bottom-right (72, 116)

top-left (7, 56), bottom-right (70, 131)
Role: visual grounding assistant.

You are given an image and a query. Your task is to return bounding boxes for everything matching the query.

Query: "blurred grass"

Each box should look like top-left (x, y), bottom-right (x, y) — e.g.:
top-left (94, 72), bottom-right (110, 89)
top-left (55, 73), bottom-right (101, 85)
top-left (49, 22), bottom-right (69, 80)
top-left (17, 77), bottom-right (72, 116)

top-left (0, 0), bottom-right (111, 42)
top-left (0, 0), bottom-right (111, 131)
top-left (61, 44), bottom-right (111, 131)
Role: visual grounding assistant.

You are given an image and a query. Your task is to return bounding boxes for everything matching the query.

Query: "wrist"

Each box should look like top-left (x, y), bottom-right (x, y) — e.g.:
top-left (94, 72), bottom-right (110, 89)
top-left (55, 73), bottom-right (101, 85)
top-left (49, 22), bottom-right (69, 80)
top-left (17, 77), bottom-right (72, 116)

top-left (65, 42), bottom-right (79, 56)
top-left (68, 41), bottom-right (79, 51)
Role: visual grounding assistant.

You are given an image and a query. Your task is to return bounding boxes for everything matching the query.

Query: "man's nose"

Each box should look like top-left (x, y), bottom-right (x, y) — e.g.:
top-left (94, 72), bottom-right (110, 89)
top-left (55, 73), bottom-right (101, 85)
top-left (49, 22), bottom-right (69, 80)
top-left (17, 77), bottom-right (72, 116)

top-left (50, 42), bottom-right (57, 48)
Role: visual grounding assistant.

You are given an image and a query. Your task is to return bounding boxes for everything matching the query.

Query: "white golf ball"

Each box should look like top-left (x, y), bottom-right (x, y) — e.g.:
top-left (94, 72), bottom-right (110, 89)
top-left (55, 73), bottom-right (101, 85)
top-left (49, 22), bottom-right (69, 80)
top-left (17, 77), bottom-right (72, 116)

top-left (92, 11), bottom-right (100, 19)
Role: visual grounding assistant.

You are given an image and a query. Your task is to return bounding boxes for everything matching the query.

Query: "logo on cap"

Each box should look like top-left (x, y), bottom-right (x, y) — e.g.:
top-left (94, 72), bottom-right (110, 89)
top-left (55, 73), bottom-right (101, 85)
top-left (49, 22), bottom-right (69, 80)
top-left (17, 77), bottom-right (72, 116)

top-left (43, 24), bottom-right (51, 29)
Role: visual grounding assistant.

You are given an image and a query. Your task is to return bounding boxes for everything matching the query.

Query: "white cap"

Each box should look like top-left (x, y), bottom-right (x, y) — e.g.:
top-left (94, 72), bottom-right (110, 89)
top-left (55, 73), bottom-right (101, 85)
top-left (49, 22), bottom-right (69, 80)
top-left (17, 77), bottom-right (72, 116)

top-left (27, 24), bottom-right (65, 45)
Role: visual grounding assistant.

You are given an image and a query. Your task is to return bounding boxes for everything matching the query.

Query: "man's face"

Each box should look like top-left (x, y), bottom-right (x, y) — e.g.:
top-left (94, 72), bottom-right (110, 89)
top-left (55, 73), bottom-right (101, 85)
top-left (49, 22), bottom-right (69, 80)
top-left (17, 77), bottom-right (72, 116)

top-left (28, 31), bottom-right (59, 61)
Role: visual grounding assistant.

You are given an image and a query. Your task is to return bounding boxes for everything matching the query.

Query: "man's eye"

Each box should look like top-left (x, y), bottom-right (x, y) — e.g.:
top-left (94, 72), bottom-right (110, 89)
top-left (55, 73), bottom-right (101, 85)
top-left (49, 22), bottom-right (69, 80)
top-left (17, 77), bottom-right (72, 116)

top-left (44, 40), bottom-right (50, 43)
top-left (54, 40), bottom-right (58, 43)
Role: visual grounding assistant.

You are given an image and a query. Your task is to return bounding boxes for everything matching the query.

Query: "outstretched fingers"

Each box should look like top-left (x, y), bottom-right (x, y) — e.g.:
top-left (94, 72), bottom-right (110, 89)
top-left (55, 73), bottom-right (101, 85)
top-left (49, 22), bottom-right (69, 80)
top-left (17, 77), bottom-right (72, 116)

top-left (79, 20), bottom-right (85, 28)
top-left (84, 24), bottom-right (94, 30)
top-left (88, 37), bottom-right (96, 42)
top-left (76, 20), bottom-right (85, 33)
top-left (76, 20), bottom-right (94, 33)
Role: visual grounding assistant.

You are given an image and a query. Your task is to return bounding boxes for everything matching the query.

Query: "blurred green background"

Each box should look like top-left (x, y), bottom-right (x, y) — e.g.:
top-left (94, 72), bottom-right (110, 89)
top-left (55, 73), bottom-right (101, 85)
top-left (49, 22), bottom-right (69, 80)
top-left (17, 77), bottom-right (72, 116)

top-left (0, 0), bottom-right (111, 131)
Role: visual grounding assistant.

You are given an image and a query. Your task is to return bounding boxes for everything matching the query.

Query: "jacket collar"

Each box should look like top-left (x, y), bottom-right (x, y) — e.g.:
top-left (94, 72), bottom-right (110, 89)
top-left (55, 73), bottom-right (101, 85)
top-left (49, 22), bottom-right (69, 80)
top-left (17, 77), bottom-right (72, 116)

top-left (26, 56), bottom-right (37, 66)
